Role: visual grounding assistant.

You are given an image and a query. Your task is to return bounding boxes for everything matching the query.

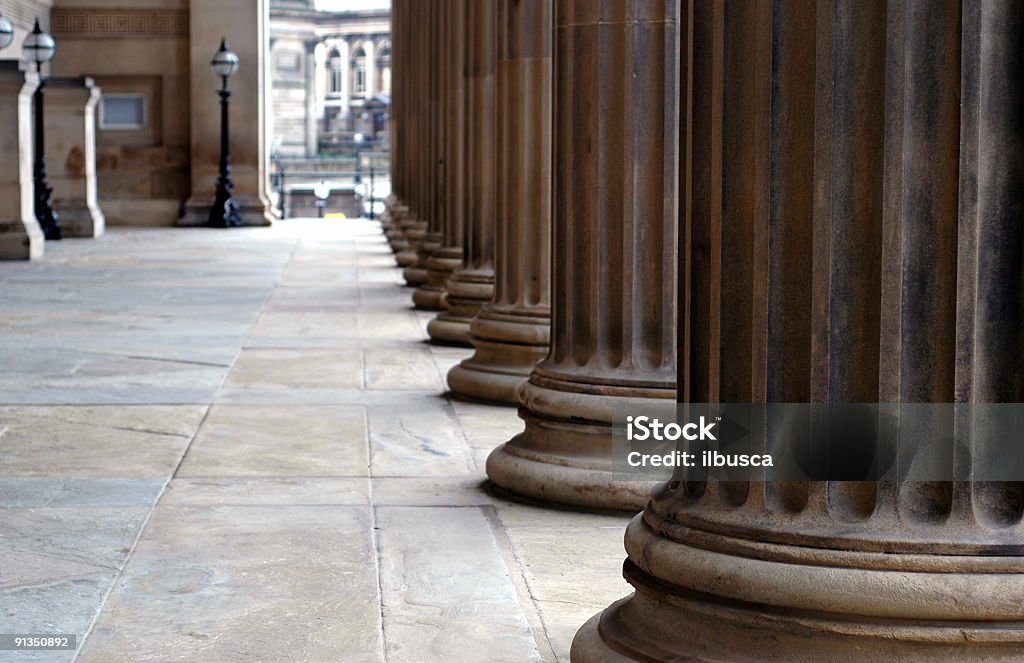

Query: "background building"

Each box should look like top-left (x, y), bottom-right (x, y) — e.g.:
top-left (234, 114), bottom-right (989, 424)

top-left (270, 0), bottom-right (390, 157)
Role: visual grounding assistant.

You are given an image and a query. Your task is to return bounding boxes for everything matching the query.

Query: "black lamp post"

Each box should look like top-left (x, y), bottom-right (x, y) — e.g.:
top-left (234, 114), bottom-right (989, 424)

top-left (24, 19), bottom-right (60, 240)
top-left (209, 38), bottom-right (241, 228)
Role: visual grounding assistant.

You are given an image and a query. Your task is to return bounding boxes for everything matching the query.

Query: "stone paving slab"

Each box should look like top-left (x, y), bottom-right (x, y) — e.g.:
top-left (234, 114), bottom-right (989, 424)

top-left (0, 406), bottom-right (206, 477)
top-left (220, 348), bottom-right (364, 390)
top-left (177, 405), bottom-right (369, 478)
top-left (161, 477), bottom-right (369, 506)
top-left (77, 505), bottom-right (383, 663)
top-left (376, 506), bottom-right (541, 663)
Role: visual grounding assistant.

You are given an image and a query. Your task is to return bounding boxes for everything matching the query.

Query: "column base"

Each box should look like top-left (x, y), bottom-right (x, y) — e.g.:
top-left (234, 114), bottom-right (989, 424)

top-left (486, 371), bottom-right (673, 511)
top-left (179, 195), bottom-right (273, 227)
top-left (486, 409), bottom-right (652, 511)
top-left (574, 515), bottom-right (1024, 662)
top-left (426, 312), bottom-right (472, 346)
top-left (403, 232), bottom-right (442, 287)
top-left (415, 245), bottom-right (462, 311)
top-left (0, 219), bottom-right (45, 260)
top-left (570, 611), bottom-right (635, 663)
top-left (426, 261), bottom-right (487, 346)
top-left (56, 203), bottom-right (105, 238)
top-left (395, 222), bottom-right (426, 266)
top-left (413, 284), bottom-right (446, 310)
top-left (446, 306), bottom-right (549, 404)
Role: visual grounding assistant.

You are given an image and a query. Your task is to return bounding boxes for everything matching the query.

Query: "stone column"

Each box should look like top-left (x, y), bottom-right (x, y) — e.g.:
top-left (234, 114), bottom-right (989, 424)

top-left (447, 0), bottom-right (552, 403)
top-left (382, 2), bottom-right (406, 228)
top-left (413, 0), bottom-right (466, 312)
top-left (388, 0), bottom-right (426, 256)
top-left (575, 2), bottom-right (1024, 660)
top-left (0, 62), bottom-right (44, 260)
top-left (426, 0), bottom-right (497, 345)
top-left (486, 1), bottom-right (679, 509)
top-left (181, 0), bottom-right (274, 227)
top-left (304, 42), bottom-right (318, 158)
top-left (45, 77), bottom-right (104, 238)
top-left (402, 0), bottom-right (446, 288)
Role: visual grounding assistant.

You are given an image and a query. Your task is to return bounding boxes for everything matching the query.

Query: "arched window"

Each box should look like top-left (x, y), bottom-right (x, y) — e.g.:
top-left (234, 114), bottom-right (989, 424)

top-left (328, 48), bottom-right (343, 95)
top-left (353, 47), bottom-right (367, 95)
top-left (376, 46), bottom-right (391, 95)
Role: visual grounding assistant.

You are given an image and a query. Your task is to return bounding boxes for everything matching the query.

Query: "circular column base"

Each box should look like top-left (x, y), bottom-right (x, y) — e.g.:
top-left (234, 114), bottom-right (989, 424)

top-left (396, 248), bottom-right (419, 267)
top-left (574, 516), bottom-right (1024, 662)
top-left (426, 313), bottom-right (472, 346)
top-left (446, 313), bottom-right (549, 404)
top-left (403, 266), bottom-right (429, 286)
top-left (570, 611), bottom-right (636, 663)
top-left (447, 356), bottom-right (536, 405)
top-left (486, 410), bottom-right (652, 512)
top-left (412, 285), bottom-right (446, 310)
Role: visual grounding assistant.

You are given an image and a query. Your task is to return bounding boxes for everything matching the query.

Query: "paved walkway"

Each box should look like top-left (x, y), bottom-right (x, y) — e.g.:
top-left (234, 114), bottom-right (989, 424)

top-left (0, 219), bottom-right (632, 663)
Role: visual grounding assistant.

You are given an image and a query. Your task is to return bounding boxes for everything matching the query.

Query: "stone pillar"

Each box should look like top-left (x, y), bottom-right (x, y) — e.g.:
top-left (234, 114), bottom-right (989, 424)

top-left (426, 0), bottom-right (497, 345)
top-left (574, 2), bottom-right (1024, 660)
top-left (413, 0), bottom-right (466, 312)
top-left (382, 2), bottom-right (405, 228)
top-left (181, 0), bottom-right (273, 227)
top-left (395, 0), bottom-right (436, 276)
top-left (486, 1), bottom-right (679, 509)
top-left (304, 42), bottom-right (318, 158)
top-left (0, 62), bottom-right (44, 260)
top-left (387, 0), bottom-right (426, 256)
top-left (446, 0), bottom-right (552, 403)
top-left (365, 40), bottom-right (376, 99)
top-left (402, 0), bottom-right (446, 288)
top-left (45, 77), bottom-right (104, 238)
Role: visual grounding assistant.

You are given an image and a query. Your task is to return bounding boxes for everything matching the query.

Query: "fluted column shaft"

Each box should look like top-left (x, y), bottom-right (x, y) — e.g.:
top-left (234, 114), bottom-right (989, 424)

top-left (486, 1), bottom-right (680, 510)
top-left (415, 0), bottom-right (467, 312)
top-left (427, 0), bottom-right (497, 344)
top-left (389, 0), bottom-right (432, 256)
top-left (446, 0), bottom-right (553, 403)
top-left (383, 0), bottom-right (410, 232)
top-left (395, 0), bottom-right (440, 268)
top-left (576, 1), bottom-right (1024, 660)
top-left (403, 0), bottom-right (447, 286)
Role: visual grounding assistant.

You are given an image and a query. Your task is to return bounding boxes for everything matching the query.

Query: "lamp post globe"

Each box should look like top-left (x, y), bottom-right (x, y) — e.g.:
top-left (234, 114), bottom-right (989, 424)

top-left (208, 38), bottom-right (242, 228)
top-left (25, 18), bottom-right (61, 240)
top-left (0, 14), bottom-right (14, 51)
top-left (23, 18), bottom-right (55, 65)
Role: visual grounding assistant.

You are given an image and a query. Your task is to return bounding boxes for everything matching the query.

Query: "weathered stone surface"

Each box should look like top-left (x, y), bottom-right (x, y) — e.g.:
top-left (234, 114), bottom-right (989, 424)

top-left (77, 506), bottom-right (383, 663)
top-left (0, 62), bottom-right (44, 260)
top-left (0, 219), bottom-right (634, 662)
top-left (376, 506), bottom-right (539, 663)
top-left (577, 2), bottom-right (1024, 660)
top-left (447, 0), bottom-right (553, 405)
top-left (177, 405), bottom-right (369, 477)
top-left (487, 0), bottom-right (679, 511)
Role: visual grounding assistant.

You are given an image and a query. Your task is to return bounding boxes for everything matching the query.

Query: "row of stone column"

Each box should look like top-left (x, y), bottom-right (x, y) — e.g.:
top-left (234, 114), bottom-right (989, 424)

top-left (383, 0), bottom-right (673, 512)
top-left (577, 1), bottom-right (1024, 660)
top-left (0, 63), bottom-right (104, 259)
top-left (386, 0), bottom-right (1024, 660)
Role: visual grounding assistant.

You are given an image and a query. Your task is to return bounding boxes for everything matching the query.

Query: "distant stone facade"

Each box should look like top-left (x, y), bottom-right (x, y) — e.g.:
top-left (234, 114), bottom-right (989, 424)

top-left (270, 0), bottom-right (390, 157)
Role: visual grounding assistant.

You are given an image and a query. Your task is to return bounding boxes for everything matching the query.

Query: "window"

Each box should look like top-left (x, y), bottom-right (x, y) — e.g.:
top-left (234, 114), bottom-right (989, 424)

top-left (328, 49), bottom-right (342, 95)
top-left (100, 94), bottom-right (145, 130)
top-left (353, 47), bottom-right (367, 95)
top-left (376, 46), bottom-right (391, 95)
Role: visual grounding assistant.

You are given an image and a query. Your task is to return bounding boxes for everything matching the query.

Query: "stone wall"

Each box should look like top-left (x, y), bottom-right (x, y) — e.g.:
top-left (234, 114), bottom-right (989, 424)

top-left (49, 0), bottom-right (190, 226)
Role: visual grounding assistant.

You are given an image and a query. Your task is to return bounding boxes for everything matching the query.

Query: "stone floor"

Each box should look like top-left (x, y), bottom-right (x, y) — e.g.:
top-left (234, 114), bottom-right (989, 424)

top-left (0, 219), bottom-right (633, 663)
